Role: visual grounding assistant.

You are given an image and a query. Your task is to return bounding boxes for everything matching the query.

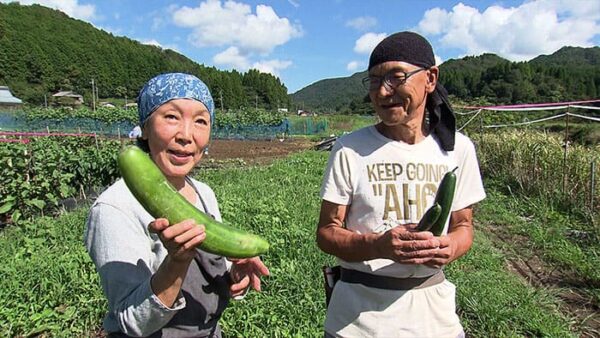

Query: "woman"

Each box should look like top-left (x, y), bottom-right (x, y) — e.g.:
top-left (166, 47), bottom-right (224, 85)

top-left (84, 73), bottom-right (269, 337)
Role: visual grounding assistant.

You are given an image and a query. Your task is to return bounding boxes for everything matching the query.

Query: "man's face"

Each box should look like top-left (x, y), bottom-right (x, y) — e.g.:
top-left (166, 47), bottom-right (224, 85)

top-left (367, 61), bottom-right (437, 128)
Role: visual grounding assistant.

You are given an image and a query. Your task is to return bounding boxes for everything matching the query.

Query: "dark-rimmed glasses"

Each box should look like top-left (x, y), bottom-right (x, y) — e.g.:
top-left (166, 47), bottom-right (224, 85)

top-left (362, 68), bottom-right (427, 92)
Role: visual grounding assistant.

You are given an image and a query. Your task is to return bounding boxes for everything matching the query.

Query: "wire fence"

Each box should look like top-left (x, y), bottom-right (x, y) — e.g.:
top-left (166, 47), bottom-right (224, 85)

top-left (456, 99), bottom-right (600, 222)
top-left (0, 111), bottom-right (329, 140)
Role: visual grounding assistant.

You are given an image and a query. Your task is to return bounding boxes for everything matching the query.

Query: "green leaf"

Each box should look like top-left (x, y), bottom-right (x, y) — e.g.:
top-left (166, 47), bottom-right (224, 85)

top-left (0, 201), bottom-right (15, 214)
top-left (11, 209), bottom-right (21, 223)
top-left (27, 199), bottom-right (46, 210)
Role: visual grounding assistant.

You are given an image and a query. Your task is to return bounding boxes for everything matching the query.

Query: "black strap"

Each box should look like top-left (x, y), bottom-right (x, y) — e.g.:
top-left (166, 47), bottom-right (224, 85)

top-left (427, 83), bottom-right (456, 152)
top-left (340, 268), bottom-right (444, 290)
top-left (185, 176), bottom-right (215, 219)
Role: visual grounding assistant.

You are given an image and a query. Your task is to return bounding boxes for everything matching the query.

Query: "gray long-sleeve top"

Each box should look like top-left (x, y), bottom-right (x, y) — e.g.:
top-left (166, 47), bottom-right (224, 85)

top-left (84, 178), bottom-right (230, 337)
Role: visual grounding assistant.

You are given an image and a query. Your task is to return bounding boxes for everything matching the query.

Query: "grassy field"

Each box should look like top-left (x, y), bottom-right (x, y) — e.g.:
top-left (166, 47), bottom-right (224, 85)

top-left (1, 148), bottom-right (596, 337)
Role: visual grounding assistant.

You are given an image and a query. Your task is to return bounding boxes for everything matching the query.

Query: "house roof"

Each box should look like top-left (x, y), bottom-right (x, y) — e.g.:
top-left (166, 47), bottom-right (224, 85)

top-left (0, 86), bottom-right (23, 104)
top-left (52, 91), bottom-right (83, 99)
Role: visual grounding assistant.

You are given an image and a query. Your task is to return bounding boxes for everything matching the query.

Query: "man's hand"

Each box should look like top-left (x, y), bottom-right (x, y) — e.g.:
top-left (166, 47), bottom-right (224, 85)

top-left (374, 225), bottom-right (441, 264)
top-left (148, 218), bottom-right (206, 263)
top-left (424, 235), bottom-right (455, 268)
top-left (229, 257), bottom-right (270, 297)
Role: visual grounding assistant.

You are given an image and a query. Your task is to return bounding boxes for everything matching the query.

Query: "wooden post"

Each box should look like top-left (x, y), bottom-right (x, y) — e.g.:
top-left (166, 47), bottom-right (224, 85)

top-left (591, 161), bottom-right (596, 213)
top-left (562, 109), bottom-right (570, 196)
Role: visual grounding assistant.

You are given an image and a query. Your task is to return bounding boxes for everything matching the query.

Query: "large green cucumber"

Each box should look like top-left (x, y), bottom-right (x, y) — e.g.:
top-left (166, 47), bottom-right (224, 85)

top-left (118, 145), bottom-right (269, 258)
top-left (429, 167), bottom-right (458, 236)
top-left (415, 203), bottom-right (442, 232)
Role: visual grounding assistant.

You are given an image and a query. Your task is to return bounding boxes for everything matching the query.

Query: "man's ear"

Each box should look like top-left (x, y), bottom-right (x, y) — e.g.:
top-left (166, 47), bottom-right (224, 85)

top-left (426, 66), bottom-right (439, 93)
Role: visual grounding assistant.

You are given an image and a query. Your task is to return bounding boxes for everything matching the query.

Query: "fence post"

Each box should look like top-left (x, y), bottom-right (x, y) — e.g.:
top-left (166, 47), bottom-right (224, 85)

top-left (562, 109), bottom-right (570, 198)
top-left (591, 160), bottom-right (596, 213)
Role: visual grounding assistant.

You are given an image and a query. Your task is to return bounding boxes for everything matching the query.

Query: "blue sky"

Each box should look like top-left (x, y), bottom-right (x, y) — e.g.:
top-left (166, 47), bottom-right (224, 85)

top-left (3, 0), bottom-right (600, 93)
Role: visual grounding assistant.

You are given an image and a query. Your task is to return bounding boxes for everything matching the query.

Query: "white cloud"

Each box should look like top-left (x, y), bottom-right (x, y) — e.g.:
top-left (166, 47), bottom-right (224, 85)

top-left (1, 0), bottom-right (96, 20)
top-left (251, 59), bottom-right (292, 76)
top-left (141, 39), bottom-right (162, 48)
top-left (287, 0), bottom-right (299, 8)
top-left (417, 0), bottom-right (600, 61)
top-left (213, 46), bottom-right (291, 75)
top-left (213, 46), bottom-right (250, 70)
top-left (172, 0), bottom-right (302, 54)
top-left (152, 16), bottom-right (165, 32)
top-left (435, 55), bottom-right (443, 66)
top-left (346, 16), bottom-right (377, 31)
top-left (347, 61), bottom-right (362, 71)
top-left (354, 32), bottom-right (387, 54)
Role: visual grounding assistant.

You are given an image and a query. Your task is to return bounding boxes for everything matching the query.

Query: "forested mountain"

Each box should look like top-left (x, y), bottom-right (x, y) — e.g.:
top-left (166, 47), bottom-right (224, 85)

top-left (0, 3), bottom-right (290, 109)
top-left (290, 71), bottom-right (367, 113)
top-left (292, 47), bottom-right (600, 113)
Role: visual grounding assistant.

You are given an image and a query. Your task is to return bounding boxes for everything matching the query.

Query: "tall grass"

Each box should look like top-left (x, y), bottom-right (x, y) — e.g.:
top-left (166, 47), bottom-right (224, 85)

top-left (472, 129), bottom-right (600, 223)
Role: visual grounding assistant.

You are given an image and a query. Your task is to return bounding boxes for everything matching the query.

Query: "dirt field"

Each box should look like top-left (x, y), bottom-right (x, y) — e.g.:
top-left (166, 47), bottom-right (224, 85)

top-left (202, 138), bottom-right (315, 165)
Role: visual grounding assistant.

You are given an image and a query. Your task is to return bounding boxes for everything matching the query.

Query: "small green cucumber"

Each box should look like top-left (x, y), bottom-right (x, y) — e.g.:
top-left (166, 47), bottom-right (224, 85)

top-left (429, 167), bottom-right (458, 236)
top-left (118, 145), bottom-right (269, 258)
top-left (416, 203), bottom-right (442, 232)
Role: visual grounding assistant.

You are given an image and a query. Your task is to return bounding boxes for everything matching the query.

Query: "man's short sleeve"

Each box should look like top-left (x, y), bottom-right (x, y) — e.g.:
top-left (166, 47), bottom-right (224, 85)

top-left (320, 140), bottom-right (353, 205)
top-left (452, 136), bottom-right (486, 211)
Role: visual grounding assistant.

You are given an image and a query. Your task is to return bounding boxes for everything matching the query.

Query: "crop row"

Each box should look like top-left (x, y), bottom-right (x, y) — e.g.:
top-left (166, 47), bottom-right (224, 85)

top-left (0, 137), bottom-right (122, 224)
top-left (11, 107), bottom-right (287, 128)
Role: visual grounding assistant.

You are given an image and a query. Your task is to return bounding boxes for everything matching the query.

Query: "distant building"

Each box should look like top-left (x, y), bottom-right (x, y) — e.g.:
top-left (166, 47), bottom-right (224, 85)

top-left (52, 91), bottom-right (84, 106)
top-left (297, 109), bottom-right (317, 117)
top-left (0, 86), bottom-right (23, 108)
top-left (99, 101), bottom-right (116, 108)
top-left (277, 108), bottom-right (289, 113)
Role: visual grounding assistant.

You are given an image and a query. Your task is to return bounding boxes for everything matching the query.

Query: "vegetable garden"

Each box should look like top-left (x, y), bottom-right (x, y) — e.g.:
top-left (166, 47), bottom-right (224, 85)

top-left (0, 108), bottom-right (598, 336)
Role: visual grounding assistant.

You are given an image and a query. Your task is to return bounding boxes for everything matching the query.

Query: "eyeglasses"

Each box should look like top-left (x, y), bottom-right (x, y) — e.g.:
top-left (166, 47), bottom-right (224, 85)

top-left (362, 68), bottom-right (427, 92)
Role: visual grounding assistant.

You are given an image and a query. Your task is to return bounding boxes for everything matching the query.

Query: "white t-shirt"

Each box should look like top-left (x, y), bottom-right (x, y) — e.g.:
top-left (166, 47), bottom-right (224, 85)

top-left (320, 126), bottom-right (486, 337)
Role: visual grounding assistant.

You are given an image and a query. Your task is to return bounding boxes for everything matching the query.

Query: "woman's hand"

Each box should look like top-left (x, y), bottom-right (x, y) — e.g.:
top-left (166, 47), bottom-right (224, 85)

top-left (229, 257), bottom-right (270, 297)
top-left (148, 218), bottom-right (206, 263)
top-left (374, 224), bottom-right (441, 264)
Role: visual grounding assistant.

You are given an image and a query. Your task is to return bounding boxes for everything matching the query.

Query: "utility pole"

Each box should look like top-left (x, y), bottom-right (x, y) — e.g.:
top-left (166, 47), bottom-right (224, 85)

top-left (219, 90), bottom-right (224, 110)
top-left (255, 94), bottom-right (258, 109)
top-left (44, 94), bottom-right (47, 108)
top-left (91, 78), bottom-right (96, 112)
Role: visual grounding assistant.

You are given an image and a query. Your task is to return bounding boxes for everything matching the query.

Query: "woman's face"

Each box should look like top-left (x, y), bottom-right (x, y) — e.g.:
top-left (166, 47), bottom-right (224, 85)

top-left (368, 61), bottom-right (437, 128)
top-left (142, 98), bottom-right (211, 181)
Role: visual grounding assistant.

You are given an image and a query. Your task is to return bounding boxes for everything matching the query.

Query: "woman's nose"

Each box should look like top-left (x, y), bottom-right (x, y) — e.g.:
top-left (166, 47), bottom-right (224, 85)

top-left (176, 121), bottom-right (193, 142)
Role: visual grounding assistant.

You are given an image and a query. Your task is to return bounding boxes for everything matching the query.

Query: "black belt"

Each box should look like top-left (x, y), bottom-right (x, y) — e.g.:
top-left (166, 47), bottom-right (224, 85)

top-left (340, 268), bottom-right (445, 290)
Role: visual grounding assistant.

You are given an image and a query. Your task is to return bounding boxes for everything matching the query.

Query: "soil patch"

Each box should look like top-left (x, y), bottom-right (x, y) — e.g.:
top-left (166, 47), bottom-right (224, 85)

top-left (486, 224), bottom-right (600, 338)
top-left (201, 138), bottom-right (314, 166)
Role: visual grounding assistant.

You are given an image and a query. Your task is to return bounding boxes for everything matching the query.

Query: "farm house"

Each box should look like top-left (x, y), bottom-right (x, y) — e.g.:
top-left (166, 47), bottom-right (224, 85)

top-left (0, 86), bottom-right (23, 109)
top-left (51, 90), bottom-right (84, 106)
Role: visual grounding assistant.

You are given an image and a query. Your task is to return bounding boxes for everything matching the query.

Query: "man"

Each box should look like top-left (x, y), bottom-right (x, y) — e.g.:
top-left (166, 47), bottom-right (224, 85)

top-left (316, 31), bottom-right (486, 337)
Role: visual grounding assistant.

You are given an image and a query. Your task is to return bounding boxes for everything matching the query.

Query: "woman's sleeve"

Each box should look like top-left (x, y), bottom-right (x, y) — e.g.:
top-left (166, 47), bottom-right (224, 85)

top-left (84, 203), bottom-right (184, 337)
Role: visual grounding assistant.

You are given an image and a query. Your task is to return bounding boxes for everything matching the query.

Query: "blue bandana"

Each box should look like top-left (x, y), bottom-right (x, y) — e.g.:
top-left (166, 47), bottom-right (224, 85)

top-left (137, 73), bottom-right (215, 126)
